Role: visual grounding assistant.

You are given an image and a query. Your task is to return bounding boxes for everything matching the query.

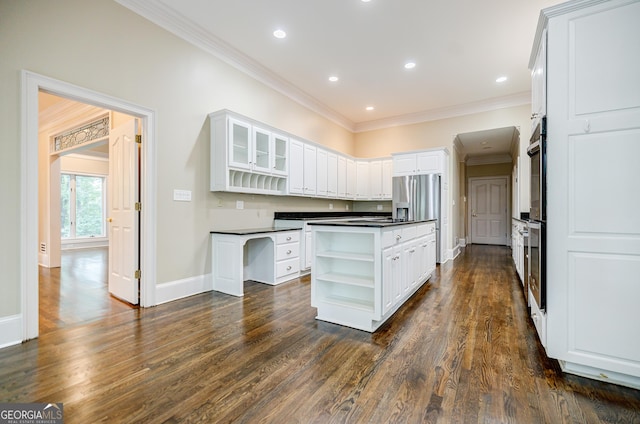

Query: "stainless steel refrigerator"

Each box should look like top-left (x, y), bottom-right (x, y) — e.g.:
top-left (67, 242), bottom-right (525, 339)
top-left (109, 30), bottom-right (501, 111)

top-left (392, 174), bottom-right (441, 262)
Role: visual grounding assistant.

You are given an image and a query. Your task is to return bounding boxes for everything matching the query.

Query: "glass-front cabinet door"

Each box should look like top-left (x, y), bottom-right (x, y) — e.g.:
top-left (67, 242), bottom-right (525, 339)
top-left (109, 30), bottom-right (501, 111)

top-left (252, 126), bottom-right (272, 173)
top-left (272, 133), bottom-right (288, 175)
top-left (228, 118), bottom-right (251, 169)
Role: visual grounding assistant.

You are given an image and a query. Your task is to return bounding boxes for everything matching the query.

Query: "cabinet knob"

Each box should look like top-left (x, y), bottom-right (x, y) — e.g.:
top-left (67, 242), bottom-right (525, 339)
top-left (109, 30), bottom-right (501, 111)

top-left (584, 119), bottom-right (591, 133)
top-left (396, 235), bottom-right (402, 241)
top-left (286, 236), bottom-right (292, 241)
top-left (286, 250), bottom-right (292, 254)
top-left (286, 265), bottom-right (292, 271)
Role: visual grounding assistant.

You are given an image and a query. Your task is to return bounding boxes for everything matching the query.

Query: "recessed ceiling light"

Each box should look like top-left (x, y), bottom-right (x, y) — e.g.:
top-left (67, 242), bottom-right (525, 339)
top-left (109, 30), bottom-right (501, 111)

top-left (496, 76), bottom-right (507, 83)
top-left (366, 106), bottom-right (374, 111)
top-left (361, 0), bottom-right (372, 2)
top-left (273, 29), bottom-right (287, 39)
top-left (328, 76), bottom-right (339, 82)
top-left (481, 141), bottom-right (488, 145)
top-left (404, 62), bottom-right (416, 69)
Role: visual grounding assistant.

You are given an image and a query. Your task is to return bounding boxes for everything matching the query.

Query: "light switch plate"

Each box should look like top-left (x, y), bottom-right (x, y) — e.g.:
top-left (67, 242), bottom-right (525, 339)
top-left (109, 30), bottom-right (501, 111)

top-left (173, 189), bottom-right (192, 202)
top-left (236, 200), bottom-right (244, 209)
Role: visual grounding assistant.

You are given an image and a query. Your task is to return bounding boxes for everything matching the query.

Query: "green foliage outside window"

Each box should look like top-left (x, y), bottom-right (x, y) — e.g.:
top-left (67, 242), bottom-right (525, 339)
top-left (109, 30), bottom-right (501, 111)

top-left (61, 174), bottom-right (105, 239)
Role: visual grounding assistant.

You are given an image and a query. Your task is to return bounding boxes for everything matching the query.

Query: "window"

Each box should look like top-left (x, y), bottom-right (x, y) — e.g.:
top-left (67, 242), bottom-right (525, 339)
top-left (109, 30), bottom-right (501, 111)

top-left (61, 174), bottom-right (106, 239)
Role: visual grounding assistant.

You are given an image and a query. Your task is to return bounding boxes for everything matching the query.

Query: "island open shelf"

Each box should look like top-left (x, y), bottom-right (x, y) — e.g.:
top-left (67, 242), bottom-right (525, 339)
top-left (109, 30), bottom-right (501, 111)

top-left (310, 220), bottom-right (436, 332)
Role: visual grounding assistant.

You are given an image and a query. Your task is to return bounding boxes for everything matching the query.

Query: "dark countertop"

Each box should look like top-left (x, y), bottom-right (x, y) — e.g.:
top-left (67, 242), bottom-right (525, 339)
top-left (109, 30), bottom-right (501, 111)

top-left (210, 227), bottom-right (300, 236)
top-left (274, 211), bottom-right (392, 221)
top-left (308, 218), bottom-right (437, 228)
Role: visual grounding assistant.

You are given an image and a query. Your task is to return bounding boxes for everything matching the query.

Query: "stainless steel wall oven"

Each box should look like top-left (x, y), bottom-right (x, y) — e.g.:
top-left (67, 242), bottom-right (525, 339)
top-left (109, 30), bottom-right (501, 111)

top-left (527, 116), bottom-right (546, 310)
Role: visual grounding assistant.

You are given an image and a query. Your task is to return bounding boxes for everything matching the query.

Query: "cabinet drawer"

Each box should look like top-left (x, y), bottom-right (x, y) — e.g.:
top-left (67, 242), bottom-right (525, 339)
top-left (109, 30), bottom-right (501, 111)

top-left (276, 258), bottom-right (300, 278)
top-left (401, 225), bottom-right (417, 241)
top-left (276, 231), bottom-right (300, 244)
top-left (382, 229), bottom-right (402, 247)
top-left (276, 242), bottom-right (300, 261)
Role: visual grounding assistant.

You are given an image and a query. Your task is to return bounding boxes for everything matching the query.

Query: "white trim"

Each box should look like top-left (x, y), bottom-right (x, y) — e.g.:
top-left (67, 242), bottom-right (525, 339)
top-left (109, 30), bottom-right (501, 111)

top-left (354, 92), bottom-right (531, 133)
top-left (0, 315), bottom-right (23, 349)
top-left (21, 70), bottom-right (158, 342)
top-left (155, 274), bottom-right (213, 305)
top-left (560, 360), bottom-right (640, 391)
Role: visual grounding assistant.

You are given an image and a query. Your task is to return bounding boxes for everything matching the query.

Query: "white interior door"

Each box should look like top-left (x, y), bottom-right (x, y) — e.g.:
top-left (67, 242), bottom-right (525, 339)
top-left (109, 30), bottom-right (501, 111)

top-left (108, 119), bottom-right (139, 304)
top-left (470, 177), bottom-right (508, 245)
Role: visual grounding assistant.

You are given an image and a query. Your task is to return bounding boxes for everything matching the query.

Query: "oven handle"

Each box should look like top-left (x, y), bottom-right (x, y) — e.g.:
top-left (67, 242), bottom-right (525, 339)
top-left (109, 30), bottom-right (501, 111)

top-left (527, 140), bottom-right (540, 157)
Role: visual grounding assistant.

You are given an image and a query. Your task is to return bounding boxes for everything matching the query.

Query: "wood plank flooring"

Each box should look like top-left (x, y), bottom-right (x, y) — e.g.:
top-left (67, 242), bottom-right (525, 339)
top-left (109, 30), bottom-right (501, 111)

top-left (2, 245), bottom-right (640, 423)
top-left (38, 247), bottom-right (134, 333)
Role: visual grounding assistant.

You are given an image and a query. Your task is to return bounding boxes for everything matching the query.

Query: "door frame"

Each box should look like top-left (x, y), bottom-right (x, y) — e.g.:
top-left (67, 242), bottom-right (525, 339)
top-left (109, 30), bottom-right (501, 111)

top-left (467, 176), bottom-right (511, 245)
top-left (21, 70), bottom-right (157, 341)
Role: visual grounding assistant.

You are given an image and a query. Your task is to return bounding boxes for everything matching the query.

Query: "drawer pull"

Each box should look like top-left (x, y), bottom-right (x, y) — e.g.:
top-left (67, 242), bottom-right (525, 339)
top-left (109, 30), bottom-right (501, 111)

top-left (396, 235), bottom-right (402, 241)
top-left (286, 250), bottom-right (292, 254)
top-left (286, 236), bottom-right (292, 241)
top-left (286, 265), bottom-right (292, 271)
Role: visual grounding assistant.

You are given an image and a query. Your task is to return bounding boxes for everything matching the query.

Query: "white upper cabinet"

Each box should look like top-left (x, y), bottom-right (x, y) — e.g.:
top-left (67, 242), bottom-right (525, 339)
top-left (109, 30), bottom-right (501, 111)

top-left (393, 149), bottom-right (447, 177)
top-left (337, 155), bottom-right (347, 198)
top-left (316, 148), bottom-right (328, 197)
top-left (228, 117), bottom-right (252, 170)
top-left (303, 144), bottom-right (317, 196)
top-left (210, 110), bottom-right (288, 195)
top-left (272, 132), bottom-right (288, 176)
top-left (346, 158), bottom-right (356, 199)
top-left (355, 160), bottom-right (370, 199)
top-left (531, 28), bottom-right (547, 124)
top-left (327, 152), bottom-right (338, 198)
top-left (369, 159), bottom-right (393, 200)
top-left (251, 125), bottom-right (272, 173)
top-left (288, 138), bottom-right (304, 195)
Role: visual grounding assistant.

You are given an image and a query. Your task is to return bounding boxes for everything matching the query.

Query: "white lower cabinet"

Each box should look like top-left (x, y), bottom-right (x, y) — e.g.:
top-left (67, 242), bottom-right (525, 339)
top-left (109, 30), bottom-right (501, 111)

top-left (312, 221), bottom-right (436, 332)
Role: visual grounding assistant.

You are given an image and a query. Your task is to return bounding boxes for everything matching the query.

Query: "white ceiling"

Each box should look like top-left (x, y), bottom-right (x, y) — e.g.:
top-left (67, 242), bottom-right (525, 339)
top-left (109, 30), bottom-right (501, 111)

top-left (118, 0), bottom-right (562, 157)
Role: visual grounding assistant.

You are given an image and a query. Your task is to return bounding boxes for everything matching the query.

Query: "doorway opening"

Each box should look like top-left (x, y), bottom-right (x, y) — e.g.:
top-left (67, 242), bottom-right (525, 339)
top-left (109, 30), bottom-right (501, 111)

top-left (21, 71), bottom-right (157, 342)
top-left (38, 92), bottom-right (140, 333)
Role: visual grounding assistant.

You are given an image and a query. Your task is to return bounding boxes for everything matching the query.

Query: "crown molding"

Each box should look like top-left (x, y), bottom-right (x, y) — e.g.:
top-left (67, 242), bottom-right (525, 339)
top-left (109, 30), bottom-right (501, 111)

top-left (115, 0), bottom-right (355, 131)
top-left (354, 92), bottom-right (531, 133)
top-left (116, 0), bottom-right (532, 135)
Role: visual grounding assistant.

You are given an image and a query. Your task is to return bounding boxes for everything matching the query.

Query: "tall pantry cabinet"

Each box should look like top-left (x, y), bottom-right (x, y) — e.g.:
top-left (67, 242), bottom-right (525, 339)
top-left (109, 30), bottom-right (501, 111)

top-left (535, 0), bottom-right (640, 388)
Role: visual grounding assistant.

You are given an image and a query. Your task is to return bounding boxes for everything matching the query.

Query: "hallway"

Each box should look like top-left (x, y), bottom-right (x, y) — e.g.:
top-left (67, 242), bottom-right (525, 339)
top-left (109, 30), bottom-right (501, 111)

top-left (3, 245), bottom-right (639, 422)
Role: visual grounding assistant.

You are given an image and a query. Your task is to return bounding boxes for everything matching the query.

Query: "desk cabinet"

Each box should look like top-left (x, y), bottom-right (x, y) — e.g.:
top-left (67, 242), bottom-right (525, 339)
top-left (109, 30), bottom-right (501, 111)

top-left (211, 229), bottom-right (301, 297)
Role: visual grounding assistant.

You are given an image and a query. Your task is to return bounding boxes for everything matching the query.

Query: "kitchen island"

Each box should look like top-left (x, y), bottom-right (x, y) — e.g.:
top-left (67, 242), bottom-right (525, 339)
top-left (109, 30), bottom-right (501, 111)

top-left (309, 218), bottom-right (437, 332)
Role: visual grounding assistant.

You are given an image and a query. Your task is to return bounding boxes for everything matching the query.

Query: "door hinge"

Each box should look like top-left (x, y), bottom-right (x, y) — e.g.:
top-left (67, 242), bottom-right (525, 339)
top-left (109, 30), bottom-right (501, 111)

top-left (135, 134), bottom-right (142, 144)
top-left (135, 269), bottom-right (141, 279)
top-left (135, 202), bottom-right (142, 211)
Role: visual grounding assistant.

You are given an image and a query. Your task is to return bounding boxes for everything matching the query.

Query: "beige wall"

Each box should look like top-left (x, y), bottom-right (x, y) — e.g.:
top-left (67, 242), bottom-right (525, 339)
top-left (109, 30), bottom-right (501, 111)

top-left (353, 106), bottom-right (531, 254)
top-left (0, 0), bottom-right (531, 319)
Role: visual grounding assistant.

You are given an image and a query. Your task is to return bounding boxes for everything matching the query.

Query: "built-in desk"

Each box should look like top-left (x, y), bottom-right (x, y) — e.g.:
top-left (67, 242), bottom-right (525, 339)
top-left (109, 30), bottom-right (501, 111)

top-left (210, 227), bottom-right (301, 296)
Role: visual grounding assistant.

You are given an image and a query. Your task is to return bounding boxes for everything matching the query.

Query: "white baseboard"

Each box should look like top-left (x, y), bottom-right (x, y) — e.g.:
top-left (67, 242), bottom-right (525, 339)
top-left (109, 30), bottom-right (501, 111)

top-left (155, 273), bottom-right (213, 305)
top-left (459, 238), bottom-right (467, 247)
top-left (0, 314), bottom-right (23, 349)
top-left (560, 360), bottom-right (640, 390)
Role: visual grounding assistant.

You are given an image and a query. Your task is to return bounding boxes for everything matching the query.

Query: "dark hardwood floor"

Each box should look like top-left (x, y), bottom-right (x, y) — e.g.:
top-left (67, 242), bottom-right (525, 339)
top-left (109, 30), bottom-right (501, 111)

top-left (2, 245), bottom-right (639, 423)
top-left (38, 247), bottom-right (134, 333)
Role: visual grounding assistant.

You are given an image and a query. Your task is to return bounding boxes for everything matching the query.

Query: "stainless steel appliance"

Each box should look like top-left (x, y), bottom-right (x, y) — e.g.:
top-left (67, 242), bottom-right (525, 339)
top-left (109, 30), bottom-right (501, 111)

top-left (527, 116), bottom-right (546, 310)
top-left (392, 174), bottom-right (441, 262)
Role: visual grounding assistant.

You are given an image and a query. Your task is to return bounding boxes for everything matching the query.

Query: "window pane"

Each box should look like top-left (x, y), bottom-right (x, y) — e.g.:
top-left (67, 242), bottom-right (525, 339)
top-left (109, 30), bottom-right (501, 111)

top-left (60, 174), bottom-right (71, 239)
top-left (75, 175), bottom-right (104, 238)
